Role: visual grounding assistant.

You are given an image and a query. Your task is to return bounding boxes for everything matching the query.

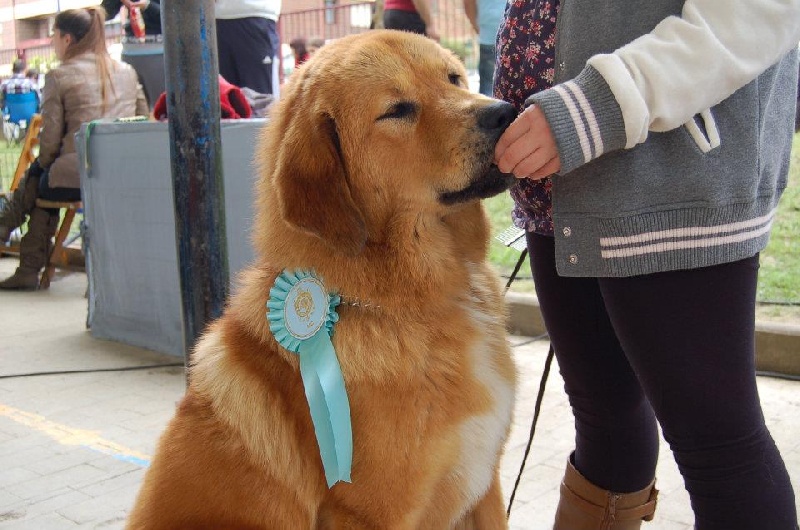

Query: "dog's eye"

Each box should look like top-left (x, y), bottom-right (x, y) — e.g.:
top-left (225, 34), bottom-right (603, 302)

top-left (378, 102), bottom-right (418, 121)
top-left (448, 73), bottom-right (462, 86)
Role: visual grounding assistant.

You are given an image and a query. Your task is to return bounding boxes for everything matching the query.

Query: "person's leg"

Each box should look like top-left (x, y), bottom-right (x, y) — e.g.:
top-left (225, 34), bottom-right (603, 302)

top-left (598, 256), bottom-right (797, 530)
top-left (216, 18), bottom-right (275, 95)
top-left (383, 9), bottom-right (426, 35)
top-left (528, 233), bottom-right (659, 528)
top-left (0, 206), bottom-right (58, 290)
top-left (238, 18), bottom-right (276, 95)
top-left (216, 19), bottom-right (241, 88)
top-left (0, 171), bottom-right (40, 243)
top-left (0, 170), bottom-right (77, 290)
top-left (478, 43), bottom-right (496, 97)
top-left (527, 233), bottom-right (660, 492)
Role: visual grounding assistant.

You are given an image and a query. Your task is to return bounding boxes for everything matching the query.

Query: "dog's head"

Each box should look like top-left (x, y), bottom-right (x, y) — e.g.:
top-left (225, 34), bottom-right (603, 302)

top-left (258, 30), bottom-right (516, 256)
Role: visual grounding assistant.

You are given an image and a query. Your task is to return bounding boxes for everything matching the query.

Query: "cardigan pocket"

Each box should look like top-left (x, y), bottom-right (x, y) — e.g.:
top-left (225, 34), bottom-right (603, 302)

top-left (684, 109), bottom-right (721, 153)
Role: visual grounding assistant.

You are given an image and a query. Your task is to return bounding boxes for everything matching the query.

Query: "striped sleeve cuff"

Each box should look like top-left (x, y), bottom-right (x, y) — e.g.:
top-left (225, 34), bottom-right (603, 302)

top-left (526, 66), bottom-right (627, 174)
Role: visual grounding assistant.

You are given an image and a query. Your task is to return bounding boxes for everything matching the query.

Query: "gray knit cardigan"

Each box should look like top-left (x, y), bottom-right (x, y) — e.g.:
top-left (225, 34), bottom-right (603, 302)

top-left (527, 0), bottom-right (800, 277)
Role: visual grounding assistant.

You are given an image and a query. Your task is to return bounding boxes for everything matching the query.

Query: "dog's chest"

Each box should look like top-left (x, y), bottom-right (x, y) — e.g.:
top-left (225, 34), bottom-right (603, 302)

top-left (449, 289), bottom-right (515, 514)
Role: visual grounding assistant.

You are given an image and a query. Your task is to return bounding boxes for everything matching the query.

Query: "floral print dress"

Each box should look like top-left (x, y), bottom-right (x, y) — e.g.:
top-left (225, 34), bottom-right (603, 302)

top-left (493, 0), bottom-right (560, 236)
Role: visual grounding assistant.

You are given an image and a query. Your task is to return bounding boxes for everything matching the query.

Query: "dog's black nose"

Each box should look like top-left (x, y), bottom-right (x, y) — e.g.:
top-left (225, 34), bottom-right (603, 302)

top-left (477, 101), bottom-right (517, 133)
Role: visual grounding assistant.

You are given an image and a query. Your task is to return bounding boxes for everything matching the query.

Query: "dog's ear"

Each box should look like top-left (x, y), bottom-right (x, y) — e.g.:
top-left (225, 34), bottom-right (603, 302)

top-left (272, 106), bottom-right (367, 256)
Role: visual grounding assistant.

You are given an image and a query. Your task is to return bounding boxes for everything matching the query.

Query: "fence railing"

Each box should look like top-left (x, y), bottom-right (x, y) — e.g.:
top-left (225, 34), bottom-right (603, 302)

top-left (279, 2), bottom-right (374, 44)
top-left (2, 3), bottom-right (476, 74)
top-left (279, 1), bottom-right (478, 77)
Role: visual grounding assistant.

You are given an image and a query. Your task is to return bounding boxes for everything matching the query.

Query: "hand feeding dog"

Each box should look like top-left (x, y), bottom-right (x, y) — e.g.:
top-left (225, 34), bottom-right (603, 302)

top-left (127, 30), bottom-right (518, 529)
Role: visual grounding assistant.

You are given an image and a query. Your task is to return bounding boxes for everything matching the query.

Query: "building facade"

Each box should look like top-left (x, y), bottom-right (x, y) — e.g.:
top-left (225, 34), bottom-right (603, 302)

top-left (0, 0), bottom-right (103, 71)
top-left (0, 1), bottom-right (472, 75)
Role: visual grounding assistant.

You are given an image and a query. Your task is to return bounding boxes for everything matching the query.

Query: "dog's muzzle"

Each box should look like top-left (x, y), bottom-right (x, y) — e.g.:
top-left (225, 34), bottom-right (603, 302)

top-left (439, 101), bottom-right (517, 205)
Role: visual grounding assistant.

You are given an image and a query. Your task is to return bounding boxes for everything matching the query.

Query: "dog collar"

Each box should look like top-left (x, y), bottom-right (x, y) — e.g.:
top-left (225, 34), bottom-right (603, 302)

top-left (267, 269), bottom-right (352, 487)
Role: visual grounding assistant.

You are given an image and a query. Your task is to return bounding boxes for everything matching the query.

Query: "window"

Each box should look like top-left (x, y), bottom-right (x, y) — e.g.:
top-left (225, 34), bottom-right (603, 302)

top-left (325, 0), bottom-right (337, 25)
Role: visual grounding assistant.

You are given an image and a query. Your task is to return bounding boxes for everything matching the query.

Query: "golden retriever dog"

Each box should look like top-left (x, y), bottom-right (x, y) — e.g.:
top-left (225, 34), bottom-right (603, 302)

top-left (127, 30), bottom-right (518, 529)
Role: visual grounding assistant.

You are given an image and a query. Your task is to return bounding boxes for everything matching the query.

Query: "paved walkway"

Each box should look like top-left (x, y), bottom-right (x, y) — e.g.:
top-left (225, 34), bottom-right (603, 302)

top-left (0, 259), bottom-right (798, 529)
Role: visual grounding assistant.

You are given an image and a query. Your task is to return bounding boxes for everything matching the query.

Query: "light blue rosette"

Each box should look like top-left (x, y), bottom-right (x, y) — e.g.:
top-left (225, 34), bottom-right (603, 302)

top-left (267, 269), bottom-right (352, 487)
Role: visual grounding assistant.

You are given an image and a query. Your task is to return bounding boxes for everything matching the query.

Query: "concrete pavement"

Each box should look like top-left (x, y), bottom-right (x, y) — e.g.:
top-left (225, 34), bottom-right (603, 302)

top-left (0, 259), bottom-right (798, 529)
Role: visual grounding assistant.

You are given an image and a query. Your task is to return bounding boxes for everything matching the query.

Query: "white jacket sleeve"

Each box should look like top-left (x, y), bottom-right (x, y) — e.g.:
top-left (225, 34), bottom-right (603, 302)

top-left (588, 0), bottom-right (800, 148)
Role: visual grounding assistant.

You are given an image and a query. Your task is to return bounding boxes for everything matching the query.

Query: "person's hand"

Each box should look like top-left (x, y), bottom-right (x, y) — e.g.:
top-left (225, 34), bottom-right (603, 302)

top-left (495, 105), bottom-right (561, 180)
top-left (122, 0), bottom-right (150, 10)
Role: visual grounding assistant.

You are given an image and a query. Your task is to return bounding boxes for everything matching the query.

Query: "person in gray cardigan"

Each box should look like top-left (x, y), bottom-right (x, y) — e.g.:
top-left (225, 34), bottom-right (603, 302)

top-left (494, 1), bottom-right (800, 529)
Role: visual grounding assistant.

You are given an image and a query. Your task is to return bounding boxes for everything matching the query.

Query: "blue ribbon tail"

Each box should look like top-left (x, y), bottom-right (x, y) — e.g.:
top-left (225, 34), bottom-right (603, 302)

top-left (298, 331), bottom-right (353, 487)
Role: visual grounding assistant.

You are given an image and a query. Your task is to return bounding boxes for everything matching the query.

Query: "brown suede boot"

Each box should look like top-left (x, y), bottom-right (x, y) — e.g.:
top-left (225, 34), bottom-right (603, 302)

top-left (0, 174), bottom-right (40, 234)
top-left (0, 207), bottom-right (59, 291)
top-left (0, 267), bottom-right (40, 290)
top-left (553, 459), bottom-right (658, 530)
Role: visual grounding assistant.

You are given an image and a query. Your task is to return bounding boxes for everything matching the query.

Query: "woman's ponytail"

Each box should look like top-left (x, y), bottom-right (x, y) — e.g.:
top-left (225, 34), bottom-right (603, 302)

top-left (54, 7), bottom-right (116, 111)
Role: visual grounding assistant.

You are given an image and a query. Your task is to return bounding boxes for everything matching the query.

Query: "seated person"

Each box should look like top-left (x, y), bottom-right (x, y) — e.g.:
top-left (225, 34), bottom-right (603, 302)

top-left (0, 7), bottom-right (148, 290)
top-left (25, 68), bottom-right (43, 102)
top-left (1, 59), bottom-right (40, 123)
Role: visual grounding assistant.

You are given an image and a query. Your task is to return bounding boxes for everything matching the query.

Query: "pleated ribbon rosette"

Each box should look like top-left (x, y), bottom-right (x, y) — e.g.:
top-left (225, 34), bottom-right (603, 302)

top-left (267, 269), bottom-right (352, 487)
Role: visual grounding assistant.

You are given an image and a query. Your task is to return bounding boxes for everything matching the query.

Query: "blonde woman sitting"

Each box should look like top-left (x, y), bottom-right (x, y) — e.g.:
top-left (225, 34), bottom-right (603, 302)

top-left (0, 7), bottom-right (148, 290)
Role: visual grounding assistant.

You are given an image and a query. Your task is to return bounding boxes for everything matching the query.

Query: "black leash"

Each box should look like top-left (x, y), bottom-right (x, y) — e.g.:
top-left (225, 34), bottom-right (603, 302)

top-left (503, 249), bottom-right (529, 294)
top-left (502, 246), bottom-right (556, 517)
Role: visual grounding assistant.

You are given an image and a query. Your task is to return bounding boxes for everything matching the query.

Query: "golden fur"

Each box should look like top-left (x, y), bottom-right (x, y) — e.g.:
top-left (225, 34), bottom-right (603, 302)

top-left (127, 30), bottom-right (518, 530)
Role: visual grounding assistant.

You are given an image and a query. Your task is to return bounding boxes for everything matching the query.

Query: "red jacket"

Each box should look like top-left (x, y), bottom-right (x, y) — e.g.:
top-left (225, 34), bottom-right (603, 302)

top-left (154, 76), bottom-right (251, 120)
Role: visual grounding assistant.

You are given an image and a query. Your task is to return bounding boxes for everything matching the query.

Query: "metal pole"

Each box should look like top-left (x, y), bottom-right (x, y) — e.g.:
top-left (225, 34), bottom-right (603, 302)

top-left (161, 0), bottom-right (228, 370)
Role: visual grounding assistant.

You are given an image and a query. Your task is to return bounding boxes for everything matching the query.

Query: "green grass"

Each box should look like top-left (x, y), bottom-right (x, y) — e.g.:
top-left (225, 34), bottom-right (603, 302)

top-left (485, 192), bottom-right (525, 267)
top-left (485, 134), bottom-right (800, 318)
top-left (756, 135), bottom-right (800, 320)
top-left (0, 142), bottom-right (24, 192)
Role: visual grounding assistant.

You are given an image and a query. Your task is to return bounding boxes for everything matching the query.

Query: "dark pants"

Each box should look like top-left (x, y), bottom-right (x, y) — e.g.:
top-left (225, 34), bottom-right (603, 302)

top-left (0, 165), bottom-right (77, 271)
top-left (38, 169), bottom-right (81, 203)
top-left (478, 43), bottom-right (496, 97)
top-left (216, 17), bottom-right (278, 95)
top-left (1, 165), bottom-right (80, 230)
top-left (383, 9), bottom-right (426, 35)
top-left (527, 233), bottom-right (797, 530)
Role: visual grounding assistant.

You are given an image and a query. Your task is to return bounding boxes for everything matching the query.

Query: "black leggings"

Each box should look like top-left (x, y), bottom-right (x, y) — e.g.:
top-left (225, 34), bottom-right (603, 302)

top-left (527, 233), bottom-right (797, 530)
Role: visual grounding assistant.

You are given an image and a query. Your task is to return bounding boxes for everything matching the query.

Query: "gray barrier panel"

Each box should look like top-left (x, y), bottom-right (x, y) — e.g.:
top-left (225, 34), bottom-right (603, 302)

top-left (77, 119), bottom-right (266, 356)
